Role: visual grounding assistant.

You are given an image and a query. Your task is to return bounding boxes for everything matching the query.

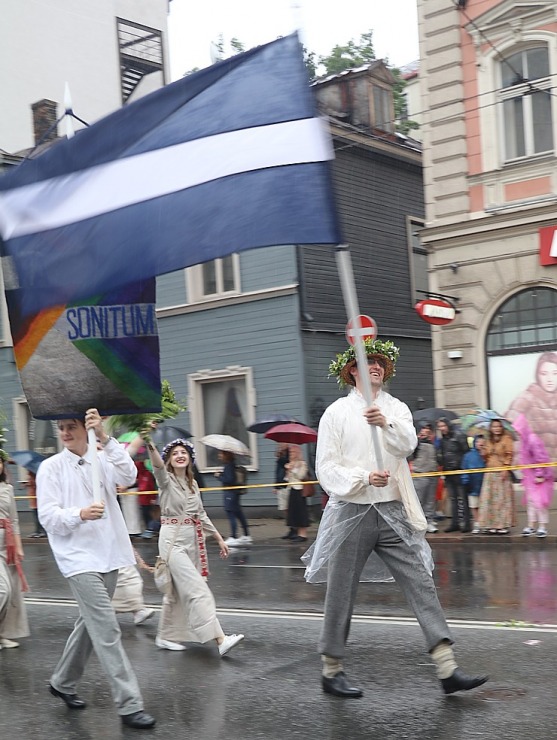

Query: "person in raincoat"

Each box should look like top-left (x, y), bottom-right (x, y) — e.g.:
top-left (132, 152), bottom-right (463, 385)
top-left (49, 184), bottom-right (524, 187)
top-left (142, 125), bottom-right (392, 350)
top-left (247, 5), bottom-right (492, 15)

top-left (303, 339), bottom-right (488, 699)
top-left (460, 436), bottom-right (486, 534)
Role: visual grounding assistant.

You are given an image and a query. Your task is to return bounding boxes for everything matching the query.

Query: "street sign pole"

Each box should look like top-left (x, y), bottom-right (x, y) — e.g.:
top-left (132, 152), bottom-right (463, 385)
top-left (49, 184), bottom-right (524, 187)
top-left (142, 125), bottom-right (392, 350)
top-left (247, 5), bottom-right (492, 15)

top-left (336, 246), bottom-right (385, 470)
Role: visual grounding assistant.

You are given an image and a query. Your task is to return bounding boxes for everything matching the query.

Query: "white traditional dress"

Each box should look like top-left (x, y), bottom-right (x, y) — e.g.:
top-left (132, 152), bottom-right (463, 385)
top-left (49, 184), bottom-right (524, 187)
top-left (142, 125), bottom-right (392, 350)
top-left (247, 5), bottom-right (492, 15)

top-left (154, 467), bottom-right (225, 644)
top-left (0, 481), bottom-right (30, 640)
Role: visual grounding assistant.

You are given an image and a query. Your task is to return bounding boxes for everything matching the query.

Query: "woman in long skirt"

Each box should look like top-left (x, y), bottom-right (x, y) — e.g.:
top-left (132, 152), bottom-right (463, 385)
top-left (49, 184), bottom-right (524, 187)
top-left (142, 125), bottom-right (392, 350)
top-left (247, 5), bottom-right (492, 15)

top-left (478, 420), bottom-right (515, 534)
top-left (0, 456), bottom-right (30, 648)
top-left (285, 445), bottom-right (309, 542)
top-left (144, 436), bottom-right (244, 656)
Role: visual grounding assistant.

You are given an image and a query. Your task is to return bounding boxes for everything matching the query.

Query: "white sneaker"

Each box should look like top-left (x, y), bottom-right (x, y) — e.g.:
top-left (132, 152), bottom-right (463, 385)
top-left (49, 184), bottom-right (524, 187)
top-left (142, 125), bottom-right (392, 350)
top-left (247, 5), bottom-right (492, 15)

top-left (522, 527), bottom-right (536, 536)
top-left (218, 633), bottom-right (244, 657)
top-left (224, 537), bottom-right (241, 546)
top-left (0, 638), bottom-right (19, 648)
top-left (472, 526), bottom-right (481, 534)
top-left (133, 608), bottom-right (155, 625)
top-left (426, 523), bottom-right (438, 533)
top-left (536, 528), bottom-right (548, 538)
top-left (155, 637), bottom-right (186, 651)
top-left (238, 535), bottom-right (253, 545)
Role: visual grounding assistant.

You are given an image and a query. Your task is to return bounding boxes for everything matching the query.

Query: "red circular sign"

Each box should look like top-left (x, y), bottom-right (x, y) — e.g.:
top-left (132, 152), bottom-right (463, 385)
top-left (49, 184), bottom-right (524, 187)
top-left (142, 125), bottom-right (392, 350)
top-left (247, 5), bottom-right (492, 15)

top-left (345, 315), bottom-right (378, 345)
top-left (415, 299), bottom-right (456, 326)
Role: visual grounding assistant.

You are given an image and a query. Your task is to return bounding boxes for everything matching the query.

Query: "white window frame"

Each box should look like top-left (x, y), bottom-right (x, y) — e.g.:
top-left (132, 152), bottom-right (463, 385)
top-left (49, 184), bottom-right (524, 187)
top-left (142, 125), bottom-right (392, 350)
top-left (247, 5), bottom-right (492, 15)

top-left (187, 365), bottom-right (257, 471)
top-left (0, 266), bottom-right (13, 347)
top-left (499, 46), bottom-right (553, 163)
top-left (186, 254), bottom-right (241, 304)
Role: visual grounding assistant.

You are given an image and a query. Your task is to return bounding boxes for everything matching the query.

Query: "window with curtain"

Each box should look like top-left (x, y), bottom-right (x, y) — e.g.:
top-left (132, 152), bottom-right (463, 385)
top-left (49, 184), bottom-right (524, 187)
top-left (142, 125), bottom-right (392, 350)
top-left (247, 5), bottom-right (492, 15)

top-left (499, 46), bottom-right (553, 162)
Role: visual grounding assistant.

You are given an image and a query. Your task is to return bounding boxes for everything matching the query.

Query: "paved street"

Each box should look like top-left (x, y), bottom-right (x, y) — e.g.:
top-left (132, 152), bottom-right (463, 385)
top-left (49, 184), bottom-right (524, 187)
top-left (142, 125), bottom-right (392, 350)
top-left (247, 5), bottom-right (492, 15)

top-left (2, 516), bottom-right (557, 739)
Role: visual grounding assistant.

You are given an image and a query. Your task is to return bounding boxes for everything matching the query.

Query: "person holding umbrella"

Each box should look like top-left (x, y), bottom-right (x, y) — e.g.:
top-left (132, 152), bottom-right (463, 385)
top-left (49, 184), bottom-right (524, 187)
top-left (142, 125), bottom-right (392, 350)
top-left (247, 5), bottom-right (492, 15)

top-left (284, 445), bottom-right (310, 542)
top-left (215, 450), bottom-right (252, 547)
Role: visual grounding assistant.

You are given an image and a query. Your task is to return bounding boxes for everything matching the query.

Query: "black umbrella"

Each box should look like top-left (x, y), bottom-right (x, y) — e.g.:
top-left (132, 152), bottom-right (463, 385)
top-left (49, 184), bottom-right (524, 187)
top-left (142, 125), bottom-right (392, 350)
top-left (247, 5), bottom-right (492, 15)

top-left (247, 414), bottom-right (303, 434)
top-left (10, 450), bottom-right (47, 474)
top-left (412, 408), bottom-right (459, 427)
top-left (151, 425), bottom-right (192, 448)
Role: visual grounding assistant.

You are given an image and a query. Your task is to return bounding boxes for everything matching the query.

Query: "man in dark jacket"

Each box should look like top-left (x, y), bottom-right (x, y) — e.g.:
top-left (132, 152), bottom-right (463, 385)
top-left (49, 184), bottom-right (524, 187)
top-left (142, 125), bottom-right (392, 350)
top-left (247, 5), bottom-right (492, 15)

top-left (436, 418), bottom-right (470, 533)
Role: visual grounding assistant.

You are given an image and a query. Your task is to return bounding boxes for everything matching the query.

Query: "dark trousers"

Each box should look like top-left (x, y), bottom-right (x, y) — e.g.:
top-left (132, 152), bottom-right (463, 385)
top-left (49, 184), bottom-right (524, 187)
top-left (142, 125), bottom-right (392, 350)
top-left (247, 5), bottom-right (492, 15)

top-left (445, 475), bottom-right (470, 528)
top-left (226, 507), bottom-right (249, 538)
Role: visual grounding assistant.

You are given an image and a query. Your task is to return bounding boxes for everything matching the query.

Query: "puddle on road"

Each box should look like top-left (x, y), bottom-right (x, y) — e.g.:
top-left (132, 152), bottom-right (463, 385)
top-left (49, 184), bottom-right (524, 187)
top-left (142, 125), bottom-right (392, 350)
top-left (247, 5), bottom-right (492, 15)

top-left (475, 687), bottom-right (527, 702)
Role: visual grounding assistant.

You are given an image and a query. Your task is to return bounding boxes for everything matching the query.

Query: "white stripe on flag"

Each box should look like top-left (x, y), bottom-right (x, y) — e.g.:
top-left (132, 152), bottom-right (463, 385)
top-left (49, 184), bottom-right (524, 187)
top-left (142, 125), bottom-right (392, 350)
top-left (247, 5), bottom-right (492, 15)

top-left (0, 118), bottom-right (334, 239)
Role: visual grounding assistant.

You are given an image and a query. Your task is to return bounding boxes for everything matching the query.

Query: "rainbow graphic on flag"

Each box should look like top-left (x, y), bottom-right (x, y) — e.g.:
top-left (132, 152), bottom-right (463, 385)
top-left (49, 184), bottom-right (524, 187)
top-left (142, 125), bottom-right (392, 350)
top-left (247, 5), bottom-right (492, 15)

top-left (6, 280), bottom-right (161, 419)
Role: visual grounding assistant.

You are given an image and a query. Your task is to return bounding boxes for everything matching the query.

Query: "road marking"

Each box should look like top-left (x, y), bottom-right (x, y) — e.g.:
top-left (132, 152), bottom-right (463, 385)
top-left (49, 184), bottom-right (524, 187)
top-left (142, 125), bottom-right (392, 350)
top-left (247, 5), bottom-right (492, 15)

top-left (23, 597), bottom-right (557, 633)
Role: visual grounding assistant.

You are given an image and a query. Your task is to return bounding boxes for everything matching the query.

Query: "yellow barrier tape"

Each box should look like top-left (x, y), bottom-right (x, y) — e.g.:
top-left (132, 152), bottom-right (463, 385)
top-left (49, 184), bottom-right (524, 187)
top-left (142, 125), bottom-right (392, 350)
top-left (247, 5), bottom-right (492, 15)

top-left (13, 461), bottom-right (557, 501)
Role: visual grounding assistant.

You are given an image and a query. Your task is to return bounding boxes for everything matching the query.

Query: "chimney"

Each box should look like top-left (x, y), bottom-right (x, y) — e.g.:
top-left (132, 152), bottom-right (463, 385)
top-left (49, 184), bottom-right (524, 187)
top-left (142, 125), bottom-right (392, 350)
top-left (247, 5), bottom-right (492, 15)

top-left (31, 99), bottom-right (58, 146)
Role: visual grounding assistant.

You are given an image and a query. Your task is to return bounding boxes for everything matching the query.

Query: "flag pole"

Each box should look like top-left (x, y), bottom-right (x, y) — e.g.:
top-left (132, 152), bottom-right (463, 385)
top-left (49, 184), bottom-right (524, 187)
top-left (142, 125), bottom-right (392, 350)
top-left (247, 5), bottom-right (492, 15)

top-left (336, 246), bottom-right (385, 470)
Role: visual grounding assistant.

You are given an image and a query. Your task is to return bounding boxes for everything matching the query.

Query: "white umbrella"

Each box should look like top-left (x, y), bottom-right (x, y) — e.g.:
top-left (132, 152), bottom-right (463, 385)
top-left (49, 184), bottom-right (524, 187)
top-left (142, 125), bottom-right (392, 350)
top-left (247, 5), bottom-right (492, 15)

top-left (199, 434), bottom-right (250, 457)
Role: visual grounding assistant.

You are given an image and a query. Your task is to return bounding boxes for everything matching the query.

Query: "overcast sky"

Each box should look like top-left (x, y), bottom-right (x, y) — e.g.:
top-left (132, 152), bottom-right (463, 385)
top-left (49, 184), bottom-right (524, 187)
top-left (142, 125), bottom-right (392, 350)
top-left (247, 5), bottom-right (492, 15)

top-left (167, 0), bottom-right (420, 80)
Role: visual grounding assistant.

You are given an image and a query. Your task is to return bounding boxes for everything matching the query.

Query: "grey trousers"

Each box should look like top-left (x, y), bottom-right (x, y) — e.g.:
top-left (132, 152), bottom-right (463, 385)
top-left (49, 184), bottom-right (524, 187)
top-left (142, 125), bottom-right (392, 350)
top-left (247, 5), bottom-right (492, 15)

top-left (50, 570), bottom-right (143, 716)
top-left (319, 505), bottom-right (453, 659)
top-left (414, 476), bottom-right (438, 523)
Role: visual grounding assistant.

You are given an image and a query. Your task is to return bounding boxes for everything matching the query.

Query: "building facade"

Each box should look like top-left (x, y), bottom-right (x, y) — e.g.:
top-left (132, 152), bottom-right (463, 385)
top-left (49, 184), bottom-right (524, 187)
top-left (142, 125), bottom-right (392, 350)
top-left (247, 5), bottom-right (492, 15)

top-left (417, 0), bottom-right (557, 417)
top-left (1, 4), bottom-right (432, 507)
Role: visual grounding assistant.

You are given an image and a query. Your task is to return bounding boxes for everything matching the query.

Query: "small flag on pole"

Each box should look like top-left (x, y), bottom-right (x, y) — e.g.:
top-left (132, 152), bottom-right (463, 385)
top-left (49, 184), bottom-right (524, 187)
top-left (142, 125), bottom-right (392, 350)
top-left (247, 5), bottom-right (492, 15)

top-left (0, 33), bottom-right (342, 317)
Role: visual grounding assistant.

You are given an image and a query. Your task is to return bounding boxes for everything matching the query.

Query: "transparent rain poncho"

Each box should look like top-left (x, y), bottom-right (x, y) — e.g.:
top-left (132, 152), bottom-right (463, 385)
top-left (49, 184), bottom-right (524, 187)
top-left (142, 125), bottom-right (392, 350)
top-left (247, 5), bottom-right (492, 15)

top-left (302, 389), bottom-right (433, 583)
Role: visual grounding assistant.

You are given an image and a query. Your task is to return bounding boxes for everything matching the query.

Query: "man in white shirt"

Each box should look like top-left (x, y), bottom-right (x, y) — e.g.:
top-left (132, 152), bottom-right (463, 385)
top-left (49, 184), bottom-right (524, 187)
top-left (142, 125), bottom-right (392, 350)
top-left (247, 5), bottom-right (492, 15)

top-left (308, 340), bottom-right (488, 699)
top-left (37, 408), bottom-right (156, 730)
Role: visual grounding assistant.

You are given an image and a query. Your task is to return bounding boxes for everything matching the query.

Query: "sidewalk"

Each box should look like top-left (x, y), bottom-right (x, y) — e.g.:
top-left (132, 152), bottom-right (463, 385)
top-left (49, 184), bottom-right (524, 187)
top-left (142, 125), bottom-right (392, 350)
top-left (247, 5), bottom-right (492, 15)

top-left (18, 506), bottom-right (557, 545)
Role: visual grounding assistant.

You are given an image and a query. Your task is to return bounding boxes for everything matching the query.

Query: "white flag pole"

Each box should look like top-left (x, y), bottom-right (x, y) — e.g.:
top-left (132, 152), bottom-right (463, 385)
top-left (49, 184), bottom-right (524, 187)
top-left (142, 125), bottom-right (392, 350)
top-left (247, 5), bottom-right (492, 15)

top-left (336, 246), bottom-right (385, 470)
top-left (87, 427), bottom-right (105, 516)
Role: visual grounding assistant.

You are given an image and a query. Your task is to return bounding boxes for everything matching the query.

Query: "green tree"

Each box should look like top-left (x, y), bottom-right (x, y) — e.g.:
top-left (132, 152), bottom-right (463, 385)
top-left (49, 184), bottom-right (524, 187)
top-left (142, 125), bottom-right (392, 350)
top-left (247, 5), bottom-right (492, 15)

top-left (318, 30), bottom-right (418, 135)
top-left (319, 30), bottom-right (375, 75)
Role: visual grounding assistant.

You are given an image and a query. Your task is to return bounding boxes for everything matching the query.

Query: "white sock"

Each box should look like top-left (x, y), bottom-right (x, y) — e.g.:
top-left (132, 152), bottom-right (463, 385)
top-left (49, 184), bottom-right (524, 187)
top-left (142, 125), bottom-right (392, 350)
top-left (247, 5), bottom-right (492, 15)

top-left (431, 642), bottom-right (458, 679)
top-left (321, 654), bottom-right (343, 678)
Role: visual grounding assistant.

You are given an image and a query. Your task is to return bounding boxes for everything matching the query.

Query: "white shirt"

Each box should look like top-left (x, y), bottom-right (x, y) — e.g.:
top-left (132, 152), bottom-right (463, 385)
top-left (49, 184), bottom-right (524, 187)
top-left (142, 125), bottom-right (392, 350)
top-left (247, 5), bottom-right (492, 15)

top-left (316, 388), bottom-right (418, 504)
top-left (37, 438), bottom-right (137, 577)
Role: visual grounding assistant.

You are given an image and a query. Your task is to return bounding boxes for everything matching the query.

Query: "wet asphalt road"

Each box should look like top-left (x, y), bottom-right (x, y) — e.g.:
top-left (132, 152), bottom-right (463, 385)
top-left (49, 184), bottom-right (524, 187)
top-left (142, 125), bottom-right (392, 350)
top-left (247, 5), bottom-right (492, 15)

top-left (2, 529), bottom-right (557, 739)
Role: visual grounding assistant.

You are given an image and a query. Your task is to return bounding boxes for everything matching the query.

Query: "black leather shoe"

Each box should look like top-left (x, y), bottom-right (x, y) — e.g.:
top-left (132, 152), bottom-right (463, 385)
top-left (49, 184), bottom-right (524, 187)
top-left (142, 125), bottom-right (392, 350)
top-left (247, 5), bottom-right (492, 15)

top-left (281, 531), bottom-right (295, 539)
top-left (461, 526), bottom-right (472, 533)
top-left (290, 536), bottom-right (308, 542)
top-left (322, 672), bottom-right (363, 698)
top-left (444, 526), bottom-right (461, 533)
top-left (121, 711), bottom-right (156, 729)
top-left (49, 684), bottom-right (87, 709)
top-left (441, 668), bottom-right (489, 695)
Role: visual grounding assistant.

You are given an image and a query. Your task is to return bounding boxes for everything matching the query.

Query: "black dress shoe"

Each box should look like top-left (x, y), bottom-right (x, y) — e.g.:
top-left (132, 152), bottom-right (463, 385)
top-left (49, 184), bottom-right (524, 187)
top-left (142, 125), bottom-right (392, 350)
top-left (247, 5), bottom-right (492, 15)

top-left (281, 531), bottom-right (295, 539)
top-left (440, 668), bottom-right (489, 695)
top-left (121, 710), bottom-right (156, 729)
top-left (461, 526), bottom-right (472, 533)
top-left (322, 672), bottom-right (363, 698)
top-left (444, 526), bottom-right (461, 533)
top-left (49, 684), bottom-right (87, 709)
top-left (290, 535), bottom-right (308, 542)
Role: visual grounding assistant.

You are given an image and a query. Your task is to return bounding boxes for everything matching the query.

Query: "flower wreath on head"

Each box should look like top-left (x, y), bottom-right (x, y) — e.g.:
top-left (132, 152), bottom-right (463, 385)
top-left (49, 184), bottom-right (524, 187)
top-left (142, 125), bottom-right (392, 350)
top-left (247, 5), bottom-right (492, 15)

top-left (328, 338), bottom-right (400, 388)
top-left (161, 438), bottom-right (196, 464)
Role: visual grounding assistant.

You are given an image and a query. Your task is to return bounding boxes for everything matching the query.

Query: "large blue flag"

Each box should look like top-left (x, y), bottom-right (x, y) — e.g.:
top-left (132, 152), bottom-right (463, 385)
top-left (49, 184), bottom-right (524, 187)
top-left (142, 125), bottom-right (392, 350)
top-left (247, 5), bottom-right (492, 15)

top-left (0, 33), bottom-right (341, 317)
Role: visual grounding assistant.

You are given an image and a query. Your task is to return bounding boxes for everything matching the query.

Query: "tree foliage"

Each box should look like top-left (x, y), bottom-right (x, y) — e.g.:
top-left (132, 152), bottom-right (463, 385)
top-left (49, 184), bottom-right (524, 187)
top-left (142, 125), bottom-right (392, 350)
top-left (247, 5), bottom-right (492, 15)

top-left (182, 29), bottom-right (418, 135)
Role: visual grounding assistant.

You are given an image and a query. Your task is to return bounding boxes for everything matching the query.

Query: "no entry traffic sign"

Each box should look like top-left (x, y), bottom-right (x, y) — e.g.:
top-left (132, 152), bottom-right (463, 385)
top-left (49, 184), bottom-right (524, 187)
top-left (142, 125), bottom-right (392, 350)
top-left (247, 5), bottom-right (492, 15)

top-left (345, 315), bottom-right (378, 345)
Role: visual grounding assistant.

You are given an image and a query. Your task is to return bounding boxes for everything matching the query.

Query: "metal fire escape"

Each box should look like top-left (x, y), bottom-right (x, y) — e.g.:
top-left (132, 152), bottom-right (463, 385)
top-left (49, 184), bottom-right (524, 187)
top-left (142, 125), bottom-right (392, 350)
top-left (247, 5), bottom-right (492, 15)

top-left (117, 18), bottom-right (165, 104)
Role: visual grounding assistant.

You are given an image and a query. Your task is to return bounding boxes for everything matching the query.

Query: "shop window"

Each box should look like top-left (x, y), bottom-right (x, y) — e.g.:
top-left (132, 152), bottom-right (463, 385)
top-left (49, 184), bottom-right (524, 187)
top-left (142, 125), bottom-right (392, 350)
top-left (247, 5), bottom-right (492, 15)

top-left (500, 46), bottom-right (553, 162)
top-left (487, 288), bottom-right (557, 354)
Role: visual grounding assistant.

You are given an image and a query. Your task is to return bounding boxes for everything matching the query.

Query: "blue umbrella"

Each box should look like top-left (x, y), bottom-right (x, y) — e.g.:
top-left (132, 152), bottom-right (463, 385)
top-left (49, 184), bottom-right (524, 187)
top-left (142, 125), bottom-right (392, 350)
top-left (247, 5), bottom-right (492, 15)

top-left (10, 450), bottom-right (47, 474)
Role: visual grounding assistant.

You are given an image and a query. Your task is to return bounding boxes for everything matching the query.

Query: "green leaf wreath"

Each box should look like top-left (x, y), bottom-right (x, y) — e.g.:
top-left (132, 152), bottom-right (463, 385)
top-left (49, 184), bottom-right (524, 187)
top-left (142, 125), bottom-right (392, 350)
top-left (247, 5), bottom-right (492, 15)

top-left (328, 338), bottom-right (400, 388)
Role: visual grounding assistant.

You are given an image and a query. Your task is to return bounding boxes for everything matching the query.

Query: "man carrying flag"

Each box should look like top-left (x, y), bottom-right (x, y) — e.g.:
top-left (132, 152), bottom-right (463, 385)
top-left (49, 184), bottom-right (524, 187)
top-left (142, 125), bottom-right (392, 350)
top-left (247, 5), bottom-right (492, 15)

top-left (37, 409), bottom-right (156, 730)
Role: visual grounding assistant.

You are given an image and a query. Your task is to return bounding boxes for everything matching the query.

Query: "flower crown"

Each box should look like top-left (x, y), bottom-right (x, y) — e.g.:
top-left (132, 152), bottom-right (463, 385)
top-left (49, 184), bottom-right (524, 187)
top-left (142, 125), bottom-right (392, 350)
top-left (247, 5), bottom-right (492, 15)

top-left (161, 438), bottom-right (196, 464)
top-left (328, 338), bottom-right (400, 388)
